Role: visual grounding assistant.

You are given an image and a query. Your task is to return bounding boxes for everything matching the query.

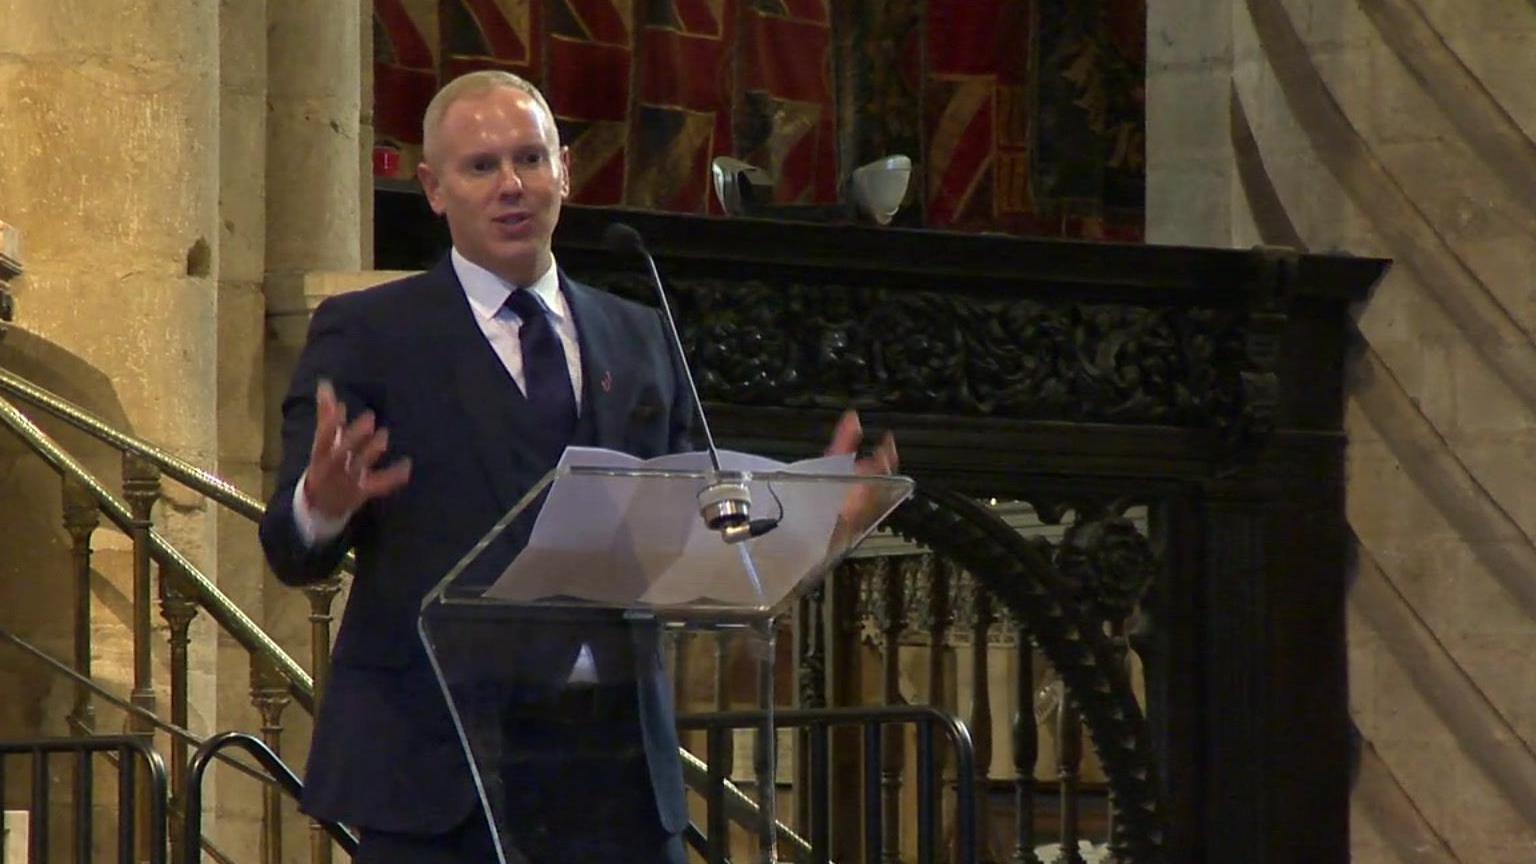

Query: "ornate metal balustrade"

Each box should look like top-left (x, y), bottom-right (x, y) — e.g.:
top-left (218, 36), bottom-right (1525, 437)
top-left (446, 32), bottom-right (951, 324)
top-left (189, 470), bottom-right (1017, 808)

top-left (508, 203), bottom-right (1378, 864)
top-left (802, 492), bottom-right (1159, 863)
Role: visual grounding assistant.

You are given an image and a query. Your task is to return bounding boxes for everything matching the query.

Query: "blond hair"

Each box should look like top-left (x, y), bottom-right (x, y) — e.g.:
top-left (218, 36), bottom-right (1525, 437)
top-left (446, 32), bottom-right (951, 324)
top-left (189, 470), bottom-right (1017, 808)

top-left (420, 70), bottom-right (559, 164)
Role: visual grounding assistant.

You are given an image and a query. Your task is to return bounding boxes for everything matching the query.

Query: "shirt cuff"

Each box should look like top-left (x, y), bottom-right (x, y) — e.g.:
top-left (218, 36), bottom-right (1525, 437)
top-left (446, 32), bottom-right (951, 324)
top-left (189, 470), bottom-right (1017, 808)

top-left (291, 470), bottom-right (352, 548)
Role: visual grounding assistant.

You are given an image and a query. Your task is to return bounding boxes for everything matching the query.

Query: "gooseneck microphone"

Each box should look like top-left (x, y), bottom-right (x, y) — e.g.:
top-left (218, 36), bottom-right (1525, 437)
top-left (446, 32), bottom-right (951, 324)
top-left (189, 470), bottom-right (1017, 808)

top-left (602, 222), bottom-right (778, 543)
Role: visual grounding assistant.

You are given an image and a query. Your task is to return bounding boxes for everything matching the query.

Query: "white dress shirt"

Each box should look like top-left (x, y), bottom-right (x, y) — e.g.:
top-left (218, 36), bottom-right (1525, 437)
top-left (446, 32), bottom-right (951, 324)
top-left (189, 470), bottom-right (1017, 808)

top-left (453, 248), bottom-right (583, 407)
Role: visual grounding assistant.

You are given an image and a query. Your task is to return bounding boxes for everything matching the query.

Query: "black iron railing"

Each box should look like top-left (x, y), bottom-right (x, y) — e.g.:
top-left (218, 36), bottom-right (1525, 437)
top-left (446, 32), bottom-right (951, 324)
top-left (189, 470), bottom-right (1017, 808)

top-left (679, 705), bottom-right (977, 864)
top-left (184, 732), bottom-right (359, 858)
top-left (0, 735), bottom-right (168, 863)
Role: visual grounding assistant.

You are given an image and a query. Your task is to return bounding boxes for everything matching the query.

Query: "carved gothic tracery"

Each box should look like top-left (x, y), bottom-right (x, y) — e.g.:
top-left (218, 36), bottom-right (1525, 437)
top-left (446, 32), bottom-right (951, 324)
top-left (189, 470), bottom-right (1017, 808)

top-left (584, 273), bottom-right (1280, 446)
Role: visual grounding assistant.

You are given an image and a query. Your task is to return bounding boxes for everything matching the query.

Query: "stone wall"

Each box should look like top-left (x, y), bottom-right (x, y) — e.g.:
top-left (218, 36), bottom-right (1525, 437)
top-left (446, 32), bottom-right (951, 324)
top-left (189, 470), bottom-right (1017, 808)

top-left (0, 1), bottom-right (380, 861)
top-left (1148, 1), bottom-right (1536, 860)
top-left (0, 0), bottom-right (222, 837)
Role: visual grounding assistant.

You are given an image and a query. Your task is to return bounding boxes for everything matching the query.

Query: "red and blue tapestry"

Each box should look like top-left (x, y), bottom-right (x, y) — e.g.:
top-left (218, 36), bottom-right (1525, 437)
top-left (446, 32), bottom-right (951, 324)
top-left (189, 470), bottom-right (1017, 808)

top-left (372, 0), bottom-right (1144, 240)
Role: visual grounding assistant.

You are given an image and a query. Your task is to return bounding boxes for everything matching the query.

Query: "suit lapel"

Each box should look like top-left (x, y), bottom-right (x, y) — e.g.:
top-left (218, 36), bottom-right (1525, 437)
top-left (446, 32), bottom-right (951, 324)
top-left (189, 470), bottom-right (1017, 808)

top-left (562, 273), bottom-right (630, 450)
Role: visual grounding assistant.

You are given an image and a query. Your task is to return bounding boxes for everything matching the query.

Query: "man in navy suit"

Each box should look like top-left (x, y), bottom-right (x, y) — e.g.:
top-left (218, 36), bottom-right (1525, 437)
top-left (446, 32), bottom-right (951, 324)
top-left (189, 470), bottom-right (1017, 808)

top-left (262, 70), bottom-right (895, 863)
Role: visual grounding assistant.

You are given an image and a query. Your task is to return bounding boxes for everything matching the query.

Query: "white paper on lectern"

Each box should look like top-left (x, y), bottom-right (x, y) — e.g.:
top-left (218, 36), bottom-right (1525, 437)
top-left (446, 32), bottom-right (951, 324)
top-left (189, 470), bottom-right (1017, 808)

top-left (481, 447), bottom-right (857, 608)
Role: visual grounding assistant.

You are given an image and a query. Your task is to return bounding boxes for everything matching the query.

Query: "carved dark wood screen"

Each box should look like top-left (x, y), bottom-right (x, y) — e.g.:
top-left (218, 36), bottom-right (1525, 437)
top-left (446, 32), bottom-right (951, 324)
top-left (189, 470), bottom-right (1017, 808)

top-left (377, 192), bottom-right (1384, 864)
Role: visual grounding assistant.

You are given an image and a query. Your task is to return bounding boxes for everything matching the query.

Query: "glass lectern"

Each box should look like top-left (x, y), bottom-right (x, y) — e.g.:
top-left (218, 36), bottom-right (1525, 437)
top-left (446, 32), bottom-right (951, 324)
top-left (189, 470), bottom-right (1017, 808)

top-left (417, 450), bottom-right (912, 864)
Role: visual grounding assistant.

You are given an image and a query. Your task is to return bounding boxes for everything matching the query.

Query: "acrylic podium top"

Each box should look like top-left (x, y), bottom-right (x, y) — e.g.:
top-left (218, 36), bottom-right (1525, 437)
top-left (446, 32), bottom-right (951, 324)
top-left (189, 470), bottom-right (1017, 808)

top-left (419, 447), bottom-right (913, 624)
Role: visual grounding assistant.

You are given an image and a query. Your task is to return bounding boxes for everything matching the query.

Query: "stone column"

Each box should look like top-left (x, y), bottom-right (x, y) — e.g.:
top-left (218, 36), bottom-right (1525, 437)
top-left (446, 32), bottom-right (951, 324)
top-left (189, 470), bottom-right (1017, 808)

top-left (0, 0), bottom-right (221, 746)
top-left (263, 4), bottom-right (364, 859)
top-left (1148, 2), bottom-right (1536, 862)
top-left (266, 0), bottom-right (363, 293)
top-left (214, 0), bottom-right (271, 858)
top-left (360, 1), bottom-right (376, 269)
top-left (264, 0), bottom-right (364, 500)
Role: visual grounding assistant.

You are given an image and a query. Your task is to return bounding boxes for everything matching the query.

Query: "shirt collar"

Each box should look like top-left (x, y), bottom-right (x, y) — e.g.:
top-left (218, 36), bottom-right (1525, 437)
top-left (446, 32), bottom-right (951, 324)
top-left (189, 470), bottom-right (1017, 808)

top-left (451, 248), bottom-right (566, 323)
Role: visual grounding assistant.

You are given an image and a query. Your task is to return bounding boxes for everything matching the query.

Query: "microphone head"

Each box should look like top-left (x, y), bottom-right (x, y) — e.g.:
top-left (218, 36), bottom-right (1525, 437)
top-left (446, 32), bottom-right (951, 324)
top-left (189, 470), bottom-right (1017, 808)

top-left (602, 222), bottom-right (647, 256)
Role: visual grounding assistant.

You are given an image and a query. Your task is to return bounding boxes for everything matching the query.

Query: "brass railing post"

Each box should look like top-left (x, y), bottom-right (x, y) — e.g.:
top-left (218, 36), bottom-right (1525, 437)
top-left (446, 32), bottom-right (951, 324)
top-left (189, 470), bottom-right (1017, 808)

top-left (712, 623), bottom-right (736, 854)
top-left (1055, 702), bottom-right (1086, 864)
top-left (302, 577), bottom-right (341, 864)
top-left (671, 628), bottom-right (694, 710)
top-left (158, 568), bottom-right (199, 864)
top-left (1011, 631), bottom-right (1043, 864)
top-left (792, 580), bottom-right (825, 838)
top-left (671, 627), bottom-right (696, 785)
top-left (922, 558), bottom-right (952, 725)
top-left (62, 477), bottom-right (99, 860)
top-left (251, 654), bottom-right (292, 864)
top-left (62, 476), bottom-right (100, 735)
top-left (302, 577), bottom-right (342, 703)
top-left (969, 588), bottom-right (995, 864)
top-left (921, 558), bottom-right (954, 854)
top-left (714, 630), bottom-right (734, 713)
top-left (122, 453), bottom-right (162, 732)
top-left (827, 559), bottom-right (866, 862)
top-left (877, 558), bottom-right (906, 864)
top-left (122, 452), bottom-right (161, 860)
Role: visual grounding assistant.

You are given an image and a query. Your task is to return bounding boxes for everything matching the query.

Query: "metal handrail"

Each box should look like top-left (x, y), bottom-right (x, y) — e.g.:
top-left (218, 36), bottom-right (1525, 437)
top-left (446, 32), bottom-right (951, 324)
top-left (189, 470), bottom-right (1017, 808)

top-left (679, 705), bottom-right (978, 864)
top-left (0, 625), bottom-right (299, 792)
top-left (0, 393), bottom-right (315, 707)
top-left (185, 733), bottom-right (359, 856)
top-left (0, 366), bottom-right (265, 519)
top-left (0, 366), bottom-right (356, 574)
top-left (679, 747), bottom-right (816, 860)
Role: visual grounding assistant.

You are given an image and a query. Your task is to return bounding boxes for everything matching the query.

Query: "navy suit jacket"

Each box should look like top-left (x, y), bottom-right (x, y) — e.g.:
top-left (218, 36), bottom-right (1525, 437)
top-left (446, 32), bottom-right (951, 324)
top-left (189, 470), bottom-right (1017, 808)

top-left (259, 257), bottom-right (693, 836)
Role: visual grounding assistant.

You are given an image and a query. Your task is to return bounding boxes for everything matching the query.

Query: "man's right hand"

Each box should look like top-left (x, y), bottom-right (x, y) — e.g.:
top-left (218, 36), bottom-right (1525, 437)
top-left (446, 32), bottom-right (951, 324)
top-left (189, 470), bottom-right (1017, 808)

top-left (825, 410), bottom-right (899, 540)
top-left (302, 380), bottom-right (413, 520)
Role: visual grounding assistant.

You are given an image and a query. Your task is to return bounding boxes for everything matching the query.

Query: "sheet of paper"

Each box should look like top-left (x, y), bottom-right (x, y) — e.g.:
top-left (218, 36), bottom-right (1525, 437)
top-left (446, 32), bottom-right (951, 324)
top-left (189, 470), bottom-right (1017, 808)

top-left (481, 448), bottom-right (858, 610)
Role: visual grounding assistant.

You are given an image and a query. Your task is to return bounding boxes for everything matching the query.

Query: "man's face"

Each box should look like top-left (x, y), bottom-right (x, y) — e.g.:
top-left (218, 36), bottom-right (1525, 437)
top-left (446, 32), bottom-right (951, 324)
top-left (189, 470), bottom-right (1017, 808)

top-left (418, 87), bottom-right (570, 286)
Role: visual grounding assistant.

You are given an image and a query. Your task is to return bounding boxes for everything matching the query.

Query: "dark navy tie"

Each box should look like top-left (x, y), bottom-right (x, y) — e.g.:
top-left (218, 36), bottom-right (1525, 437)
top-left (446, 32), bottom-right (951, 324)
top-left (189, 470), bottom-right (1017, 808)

top-left (504, 289), bottom-right (577, 454)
